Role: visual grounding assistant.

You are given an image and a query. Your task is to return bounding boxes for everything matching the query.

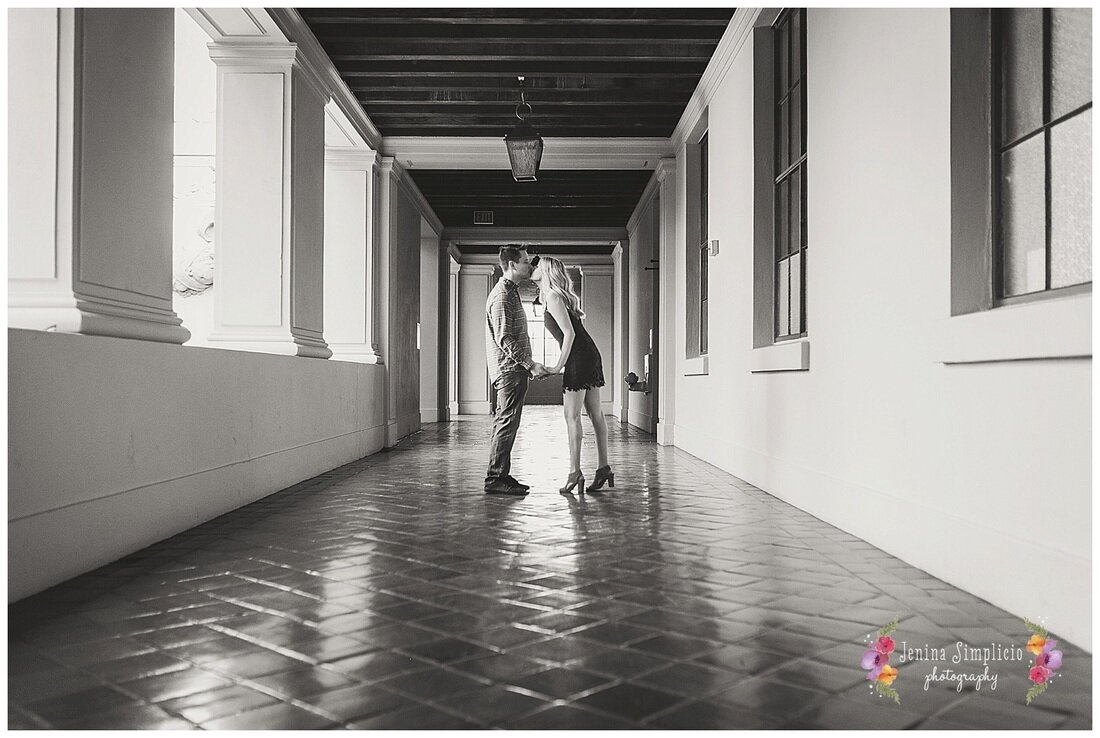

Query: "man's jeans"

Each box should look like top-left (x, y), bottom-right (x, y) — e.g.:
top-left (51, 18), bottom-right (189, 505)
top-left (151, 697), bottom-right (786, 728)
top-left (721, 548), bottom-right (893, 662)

top-left (485, 372), bottom-right (529, 486)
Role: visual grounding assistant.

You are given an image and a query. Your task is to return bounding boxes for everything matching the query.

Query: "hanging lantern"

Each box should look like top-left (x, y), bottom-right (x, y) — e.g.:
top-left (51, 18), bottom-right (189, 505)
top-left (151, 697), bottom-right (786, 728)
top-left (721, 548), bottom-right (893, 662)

top-left (504, 79), bottom-right (543, 182)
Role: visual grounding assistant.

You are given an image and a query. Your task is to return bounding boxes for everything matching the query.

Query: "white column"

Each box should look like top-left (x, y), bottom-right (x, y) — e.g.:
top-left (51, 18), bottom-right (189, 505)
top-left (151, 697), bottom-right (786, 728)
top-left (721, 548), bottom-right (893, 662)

top-left (457, 264), bottom-right (495, 414)
top-left (655, 158), bottom-right (678, 446)
top-left (8, 9), bottom-right (188, 344)
top-left (419, 226), bottom-right (441, 422)
top-left (207, 44), bottom-right (331, 358)
top-left (612, 240), bottom-right (629, 421)
top-left (323, 148), bottom-right (383, 363)
top-left (447, 254), bottom-right (461, 418)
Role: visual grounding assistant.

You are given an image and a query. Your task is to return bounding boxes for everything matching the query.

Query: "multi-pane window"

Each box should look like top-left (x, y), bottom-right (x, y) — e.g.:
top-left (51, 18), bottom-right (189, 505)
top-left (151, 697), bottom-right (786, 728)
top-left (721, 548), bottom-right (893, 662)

top-left (995, 8), bottom-right (1091, 301)
top-left (524, 301), bottom-right (561, 367)
top-left (773, 8), bottom-right (806, 340)
top-left (699, 132), bottom-right (709, 355)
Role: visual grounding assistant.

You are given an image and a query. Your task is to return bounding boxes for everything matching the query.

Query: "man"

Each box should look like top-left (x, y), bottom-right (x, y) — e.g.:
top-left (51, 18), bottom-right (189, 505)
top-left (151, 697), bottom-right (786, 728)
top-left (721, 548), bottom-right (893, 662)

top-left (484, 245), bottom-right (549, 495)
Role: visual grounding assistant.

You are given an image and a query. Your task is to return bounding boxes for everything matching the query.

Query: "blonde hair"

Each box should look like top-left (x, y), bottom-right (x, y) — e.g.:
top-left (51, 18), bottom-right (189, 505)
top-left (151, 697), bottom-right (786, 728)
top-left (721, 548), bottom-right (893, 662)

top-left (540, 256), bottom-right (584, 318)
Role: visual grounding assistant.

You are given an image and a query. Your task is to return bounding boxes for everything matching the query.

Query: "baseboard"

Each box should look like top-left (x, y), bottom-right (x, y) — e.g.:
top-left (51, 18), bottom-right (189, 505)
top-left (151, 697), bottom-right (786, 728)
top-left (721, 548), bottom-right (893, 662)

top-left (671, 423), bottom-right (1093, 653)
top-left (459, 401), bottom-right (491, 414)
top-left (420, 408), bottom-right (442, 423)
top-left (601, 401), bottom-right (614, 416)
top-left (9, 424), bottom-right (386, 602)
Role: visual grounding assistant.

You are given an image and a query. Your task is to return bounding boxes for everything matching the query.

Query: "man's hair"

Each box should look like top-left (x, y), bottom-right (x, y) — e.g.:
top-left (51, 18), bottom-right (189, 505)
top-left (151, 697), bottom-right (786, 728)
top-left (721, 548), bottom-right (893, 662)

top-left (498, 244), bottom-right (526, 270)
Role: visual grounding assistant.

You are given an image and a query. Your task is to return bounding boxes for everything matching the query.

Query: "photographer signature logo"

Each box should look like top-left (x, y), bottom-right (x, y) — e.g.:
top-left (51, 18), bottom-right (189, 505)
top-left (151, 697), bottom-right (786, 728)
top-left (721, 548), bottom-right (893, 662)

top-left (860, 617), bottom-right (901, 705)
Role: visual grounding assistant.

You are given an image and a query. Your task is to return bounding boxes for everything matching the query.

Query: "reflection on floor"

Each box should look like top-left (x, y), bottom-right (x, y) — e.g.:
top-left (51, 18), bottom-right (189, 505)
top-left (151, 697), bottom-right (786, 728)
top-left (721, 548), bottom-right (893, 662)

top-left (8, 408), bottom-right (1092, 729)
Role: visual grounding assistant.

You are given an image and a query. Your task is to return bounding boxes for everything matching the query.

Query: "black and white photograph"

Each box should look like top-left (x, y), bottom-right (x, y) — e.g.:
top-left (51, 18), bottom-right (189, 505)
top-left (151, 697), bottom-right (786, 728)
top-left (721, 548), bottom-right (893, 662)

top-left (5, 4), bottom-right (1093, 730)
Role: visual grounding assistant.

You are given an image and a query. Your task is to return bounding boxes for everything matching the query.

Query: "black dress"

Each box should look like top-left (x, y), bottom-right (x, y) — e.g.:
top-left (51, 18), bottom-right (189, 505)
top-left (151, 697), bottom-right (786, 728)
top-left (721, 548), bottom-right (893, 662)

top-left (545, 308), bottom-right (605, 392)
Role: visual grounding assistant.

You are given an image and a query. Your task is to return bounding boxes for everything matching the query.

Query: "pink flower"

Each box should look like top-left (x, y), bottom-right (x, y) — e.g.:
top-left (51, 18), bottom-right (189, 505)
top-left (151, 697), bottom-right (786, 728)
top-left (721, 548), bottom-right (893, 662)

top-left (874, 636), bottom-right (895, 655)
top-left (1029, 666), bottom-right (1052, 684)
top-left (1035, 649), bottom-right (1063, 671)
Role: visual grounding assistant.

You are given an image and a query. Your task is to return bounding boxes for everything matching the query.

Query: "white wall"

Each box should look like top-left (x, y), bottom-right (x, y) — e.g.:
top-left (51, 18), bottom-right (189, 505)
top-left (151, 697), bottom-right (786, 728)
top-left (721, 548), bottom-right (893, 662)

top-left (419, 221), bottom-right (441, 422)
top-left (671, 9), bottom-right (1091, 650)
top-left (8, 328), bottom-right (386, 600)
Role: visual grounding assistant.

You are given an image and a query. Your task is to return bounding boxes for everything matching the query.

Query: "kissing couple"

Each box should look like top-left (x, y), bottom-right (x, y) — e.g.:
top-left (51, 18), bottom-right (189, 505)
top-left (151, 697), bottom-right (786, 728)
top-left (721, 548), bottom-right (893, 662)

top-left (483, 245), bottom-right (614, 497)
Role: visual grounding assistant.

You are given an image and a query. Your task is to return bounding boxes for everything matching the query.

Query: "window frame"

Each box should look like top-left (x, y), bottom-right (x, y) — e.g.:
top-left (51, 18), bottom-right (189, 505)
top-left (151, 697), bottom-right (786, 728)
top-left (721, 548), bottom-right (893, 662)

top-left (750, 8), bottom-right (810, 372)
top-left (937, 9), bottom-right (1091, 364)
top-left (699, 131), bottom-right (710, 356)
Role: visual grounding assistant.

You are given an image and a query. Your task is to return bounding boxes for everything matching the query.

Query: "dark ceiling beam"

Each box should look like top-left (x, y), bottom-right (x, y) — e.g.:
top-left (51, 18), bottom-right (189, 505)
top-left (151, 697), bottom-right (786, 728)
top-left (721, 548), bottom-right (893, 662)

top-left (299, 9), bottom-right (734, 24)
top-left (382, 128), bottom-right (671, 136)
top-left (322, 41), bottom-right (717, 59)
top-left (311, 25), bottom-right (727, 41)
top-left (365, 106), bottom-right (677, 117)
top-left (335, 60), bottom-right (708, 76)
top-left (356, 92), bottom-right (690, 106)
top-left (345, 76), bottom-right (701, 91)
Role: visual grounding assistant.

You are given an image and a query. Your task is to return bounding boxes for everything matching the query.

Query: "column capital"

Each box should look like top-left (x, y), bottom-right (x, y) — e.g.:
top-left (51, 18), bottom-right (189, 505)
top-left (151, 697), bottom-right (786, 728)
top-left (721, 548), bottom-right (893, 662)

top-left (655, 157), bottom-right (677, 183)
top-left (459, 264), bottom-right (496, 277)
top-left (324, 146), bottom-right (380, 169)
top-left (208, 42), bottom-right (329, 104)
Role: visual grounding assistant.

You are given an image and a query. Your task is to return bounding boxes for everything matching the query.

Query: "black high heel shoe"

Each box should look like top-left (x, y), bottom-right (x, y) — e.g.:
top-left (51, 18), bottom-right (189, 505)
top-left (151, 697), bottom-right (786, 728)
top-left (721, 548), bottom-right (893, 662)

top-left (586, 466), bottom-right (615, 492)
top-left (559, 470), bottom-right (585, 494)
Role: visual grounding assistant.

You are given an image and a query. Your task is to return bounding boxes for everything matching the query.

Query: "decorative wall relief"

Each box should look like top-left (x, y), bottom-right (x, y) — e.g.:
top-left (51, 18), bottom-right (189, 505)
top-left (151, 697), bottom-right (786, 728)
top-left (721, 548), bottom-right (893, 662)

top-left (173, 220), bottom-right (214, 296)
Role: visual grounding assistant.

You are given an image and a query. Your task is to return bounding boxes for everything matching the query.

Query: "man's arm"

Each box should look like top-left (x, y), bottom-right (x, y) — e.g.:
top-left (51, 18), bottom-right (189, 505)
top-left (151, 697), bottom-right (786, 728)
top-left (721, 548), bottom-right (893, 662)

top-left (487, 293), bottom-right (537, 372)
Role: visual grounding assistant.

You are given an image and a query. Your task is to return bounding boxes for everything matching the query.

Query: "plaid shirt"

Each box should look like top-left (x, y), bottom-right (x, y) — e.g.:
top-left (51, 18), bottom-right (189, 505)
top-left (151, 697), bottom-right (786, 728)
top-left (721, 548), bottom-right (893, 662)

top-left (485, 276), bottom-right (533, 383)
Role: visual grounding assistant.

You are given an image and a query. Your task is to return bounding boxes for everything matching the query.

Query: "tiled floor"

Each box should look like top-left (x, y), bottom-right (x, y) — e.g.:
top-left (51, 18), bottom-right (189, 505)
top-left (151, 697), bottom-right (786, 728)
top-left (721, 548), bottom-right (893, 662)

top-left (8, 408), bottom-right (1092, 729)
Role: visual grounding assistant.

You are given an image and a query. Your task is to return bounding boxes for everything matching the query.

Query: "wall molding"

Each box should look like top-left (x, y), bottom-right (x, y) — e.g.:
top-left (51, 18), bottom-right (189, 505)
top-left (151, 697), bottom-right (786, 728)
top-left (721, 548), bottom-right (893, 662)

top-left (625, 170), bottom-right (662, 235)
top-left (671, 8), bottom-right (761, 149)
top-left (266, 8), bottom-right (383, 150)
top-left (459, 400), bottom-right (491, 415)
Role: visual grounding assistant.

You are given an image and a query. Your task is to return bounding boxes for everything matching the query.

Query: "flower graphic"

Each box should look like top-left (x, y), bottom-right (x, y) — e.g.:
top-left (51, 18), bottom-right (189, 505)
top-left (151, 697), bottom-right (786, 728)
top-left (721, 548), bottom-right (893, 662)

top-left (860, 617), bottom-right (900, 705)
top-left (1024, 617), bottom-right (1065, 705)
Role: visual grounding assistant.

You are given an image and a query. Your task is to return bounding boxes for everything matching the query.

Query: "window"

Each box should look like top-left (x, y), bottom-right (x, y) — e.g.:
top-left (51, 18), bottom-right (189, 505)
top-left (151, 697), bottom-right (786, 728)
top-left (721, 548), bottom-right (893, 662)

top-left (699, 132), bottom-right (709, 355)
top-left (994, 9), bottom-right (1091, 303)
top-left (685, 115), bottom-right (709, 365)
top-left (524, 301), bottom-right (561, 367)
top-left (752, 8), bottom-right (809, 362)
top-left (950, 9), bottom-right (1091, 316)
top-left (773, 8), bottom-right (807, 340)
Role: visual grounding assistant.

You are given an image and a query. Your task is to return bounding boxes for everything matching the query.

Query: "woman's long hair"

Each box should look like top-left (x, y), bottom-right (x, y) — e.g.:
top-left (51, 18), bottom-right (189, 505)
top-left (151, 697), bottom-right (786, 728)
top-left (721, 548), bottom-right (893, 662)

top-left (540, 256), bottom-right (584, 318)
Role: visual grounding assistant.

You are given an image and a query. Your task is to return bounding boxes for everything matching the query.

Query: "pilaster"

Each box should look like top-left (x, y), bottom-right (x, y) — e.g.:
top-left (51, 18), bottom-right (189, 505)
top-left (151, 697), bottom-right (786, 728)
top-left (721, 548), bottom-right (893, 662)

top-left (323, 147), bottom-right (383, 364)
top-left (456, 264), bottom-right (496, 415)
top-left (207, 43), bottom-right (331, 358)
top-left (447, 255), bottom-right (461, 417)
top-left (655, 158), bottom-right (678, 446)
top-left (8, 9), bottom-right (189, 344)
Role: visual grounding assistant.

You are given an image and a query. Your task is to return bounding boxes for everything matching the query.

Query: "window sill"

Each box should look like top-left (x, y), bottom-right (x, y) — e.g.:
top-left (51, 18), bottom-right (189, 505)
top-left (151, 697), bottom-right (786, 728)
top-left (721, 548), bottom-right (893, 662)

top-left (684, 355), bottom-right (709, 376)
top-left (934, 292), bottom-right (1091, 364)
top-left (749, 340), bottom-right (809, 372)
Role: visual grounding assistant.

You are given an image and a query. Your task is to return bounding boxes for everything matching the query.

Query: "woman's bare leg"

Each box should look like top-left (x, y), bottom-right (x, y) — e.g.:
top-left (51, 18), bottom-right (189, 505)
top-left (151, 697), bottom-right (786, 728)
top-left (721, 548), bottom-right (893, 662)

top-left (583, 387), bottom-right (609, 468)
top-left (563, 390), bottom-right (586, 474)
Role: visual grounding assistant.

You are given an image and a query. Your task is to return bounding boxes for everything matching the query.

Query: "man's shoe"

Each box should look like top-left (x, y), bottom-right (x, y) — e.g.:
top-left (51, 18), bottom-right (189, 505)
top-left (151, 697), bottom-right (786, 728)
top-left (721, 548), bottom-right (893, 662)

top-left (485, 480), bottom-right (528, 495)
top-left (504, 475), bottom-right (530, 490)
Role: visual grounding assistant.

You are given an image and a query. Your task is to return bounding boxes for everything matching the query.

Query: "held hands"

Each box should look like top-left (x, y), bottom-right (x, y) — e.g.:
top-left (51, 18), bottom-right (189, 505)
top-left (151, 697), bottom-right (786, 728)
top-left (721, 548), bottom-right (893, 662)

top-left (530, 362), bottom-right (560, 380)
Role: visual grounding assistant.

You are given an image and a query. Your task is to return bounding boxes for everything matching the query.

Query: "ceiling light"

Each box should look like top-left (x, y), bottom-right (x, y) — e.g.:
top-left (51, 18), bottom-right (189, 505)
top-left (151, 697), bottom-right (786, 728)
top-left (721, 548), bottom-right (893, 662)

top-left (504, 76), bottom-right (543, 182)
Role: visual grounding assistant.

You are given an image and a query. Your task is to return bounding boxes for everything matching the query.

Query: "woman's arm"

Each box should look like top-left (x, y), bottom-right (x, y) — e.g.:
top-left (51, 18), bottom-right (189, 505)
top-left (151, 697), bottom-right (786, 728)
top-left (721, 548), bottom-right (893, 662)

top-left (545, 292), bottom-right (575, 374)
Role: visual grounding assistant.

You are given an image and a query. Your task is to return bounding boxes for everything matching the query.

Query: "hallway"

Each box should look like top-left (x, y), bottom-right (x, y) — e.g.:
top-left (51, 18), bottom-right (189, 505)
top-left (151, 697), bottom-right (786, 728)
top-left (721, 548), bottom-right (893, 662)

top-left (8, 409), bottom-right (1091, 729)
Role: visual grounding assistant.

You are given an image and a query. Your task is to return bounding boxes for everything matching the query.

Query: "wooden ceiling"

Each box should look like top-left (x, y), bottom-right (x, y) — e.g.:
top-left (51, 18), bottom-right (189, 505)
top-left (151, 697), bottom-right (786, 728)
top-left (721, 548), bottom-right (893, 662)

top-left (406, 169), bottom-right (654, 229)
top-left (299, 8), bottom-right (737, 137)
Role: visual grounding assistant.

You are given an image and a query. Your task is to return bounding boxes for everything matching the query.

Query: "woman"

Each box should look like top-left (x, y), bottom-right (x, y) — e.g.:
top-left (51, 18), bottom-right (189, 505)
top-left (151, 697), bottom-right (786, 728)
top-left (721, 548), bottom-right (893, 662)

top-left (530, 255), bottom-right (613, 494)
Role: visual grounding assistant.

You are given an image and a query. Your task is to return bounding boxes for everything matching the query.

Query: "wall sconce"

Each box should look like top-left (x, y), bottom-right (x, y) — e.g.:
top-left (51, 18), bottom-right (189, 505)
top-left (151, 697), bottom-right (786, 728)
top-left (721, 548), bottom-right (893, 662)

top-left (504, 77), bottom-right (544, 182)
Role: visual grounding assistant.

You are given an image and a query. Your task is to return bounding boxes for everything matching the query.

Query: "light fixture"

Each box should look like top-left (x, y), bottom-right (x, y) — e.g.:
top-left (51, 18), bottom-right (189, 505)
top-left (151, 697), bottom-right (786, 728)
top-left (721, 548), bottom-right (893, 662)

top-left (504, 76), bottom-right (544, 182)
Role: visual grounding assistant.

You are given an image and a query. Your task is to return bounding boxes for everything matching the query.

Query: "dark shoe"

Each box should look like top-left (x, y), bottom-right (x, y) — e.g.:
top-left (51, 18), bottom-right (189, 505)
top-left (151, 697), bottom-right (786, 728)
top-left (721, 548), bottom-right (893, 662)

top-left (485, 480), bottom-right (528, 496)
top-left (586, 465), bottom-right (615, 492)
top-left (559, 470), bottom-right (585, 494)
top-left (504, 475), bottom-right (530, 490)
